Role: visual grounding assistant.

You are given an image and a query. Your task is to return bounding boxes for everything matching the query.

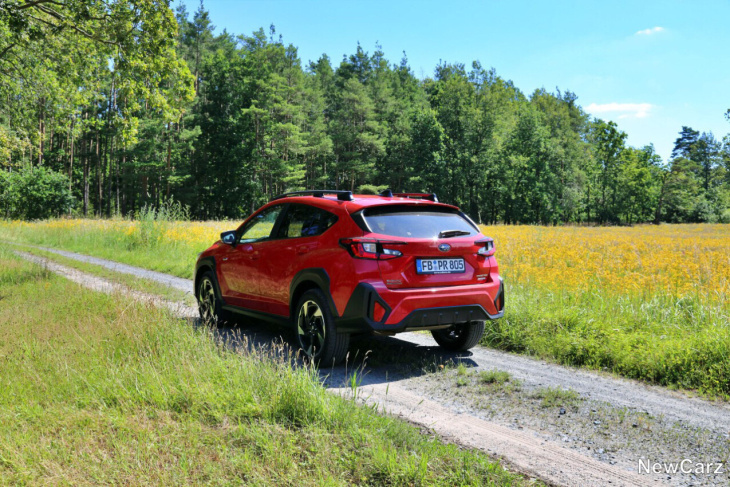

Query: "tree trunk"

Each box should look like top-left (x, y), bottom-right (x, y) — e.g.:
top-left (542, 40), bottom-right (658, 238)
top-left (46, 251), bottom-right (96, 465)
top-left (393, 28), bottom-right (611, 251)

top-left (96, 129), bottom-right (102, 217)
top-left (38, 97), bottom-right (45, 166)
top-left (166, 121), bottom-right (171, 198)
top-left (654, 172), bottom-right (668, 224)
top-left (118, 151), bottom-right (124, 215)
top-left (83, 136), bottom-right (89, 216)
top-left (68, 125), bottom-right (74, 192)
top-left (107, 134), bottom-right (113, 216)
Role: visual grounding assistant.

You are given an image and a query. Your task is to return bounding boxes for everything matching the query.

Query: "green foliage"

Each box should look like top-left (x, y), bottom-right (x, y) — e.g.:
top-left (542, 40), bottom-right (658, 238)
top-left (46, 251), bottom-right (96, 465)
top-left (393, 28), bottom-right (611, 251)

top-left (0, 217), bottom-right (200, 278)
top-left (720, 208), bottom-right (730, 224)
top-left (357, 184), bottom-right (388, 194)
top-left (1, 2), bottom-right (729, 223)
top-left (137, 198), bottom-right (191, 222)
top-left (0, 166), bottom-right (74, 219)
top-left (129, 199), bottom-right (190, 249)
top-left (0, 0), bottom-right (193, 218)
top-left (479, 369), bottom-right (512, 385)
top-left (531, 387), bottom-right (581, 409)
top-left (331, 76), bottom-right (385, 190)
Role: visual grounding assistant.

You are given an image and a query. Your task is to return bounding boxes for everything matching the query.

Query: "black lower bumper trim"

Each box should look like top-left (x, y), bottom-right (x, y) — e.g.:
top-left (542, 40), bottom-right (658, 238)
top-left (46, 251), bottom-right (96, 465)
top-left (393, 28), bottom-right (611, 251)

top-left (400, 304), bottom-right (489, 329)
top-left (334, 282), bottom-right (504, 334)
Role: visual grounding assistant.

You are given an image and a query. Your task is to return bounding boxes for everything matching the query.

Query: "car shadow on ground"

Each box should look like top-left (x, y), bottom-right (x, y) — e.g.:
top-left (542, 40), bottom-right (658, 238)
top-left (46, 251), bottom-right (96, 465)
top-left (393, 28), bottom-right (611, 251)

top-left (186, 316), bottom-right (477, 389)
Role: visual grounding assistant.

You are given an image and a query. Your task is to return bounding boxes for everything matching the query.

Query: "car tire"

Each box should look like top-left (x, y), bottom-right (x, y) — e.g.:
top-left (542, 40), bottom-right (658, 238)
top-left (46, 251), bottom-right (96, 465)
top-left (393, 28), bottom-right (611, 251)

top-left (295, 288), bottom-right (350, 365)
top-left (196, 271), bottom-right (234, 327)
top-left (431, 321), bottom-right (485, 351)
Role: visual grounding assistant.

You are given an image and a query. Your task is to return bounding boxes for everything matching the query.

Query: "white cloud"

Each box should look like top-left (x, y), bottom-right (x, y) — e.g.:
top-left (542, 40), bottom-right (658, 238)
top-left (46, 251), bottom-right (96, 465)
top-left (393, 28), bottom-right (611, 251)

top-left (635, 26), bottom-right (664, 36)
top-left (585, 102), bottom-right (653, 119)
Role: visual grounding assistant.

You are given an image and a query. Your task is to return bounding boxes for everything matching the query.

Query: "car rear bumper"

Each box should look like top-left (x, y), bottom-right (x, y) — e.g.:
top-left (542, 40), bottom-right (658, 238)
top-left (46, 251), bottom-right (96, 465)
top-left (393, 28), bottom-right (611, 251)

top-left (335, 278), bottom-right (504, 334)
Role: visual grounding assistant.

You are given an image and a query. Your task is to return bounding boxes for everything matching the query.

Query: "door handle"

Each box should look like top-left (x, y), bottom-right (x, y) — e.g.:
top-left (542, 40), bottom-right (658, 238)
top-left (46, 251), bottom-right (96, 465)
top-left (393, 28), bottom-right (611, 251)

top-left (297, 244), bottom-right (318, 255)
top-left (240, 244), bottom-right (255, 259)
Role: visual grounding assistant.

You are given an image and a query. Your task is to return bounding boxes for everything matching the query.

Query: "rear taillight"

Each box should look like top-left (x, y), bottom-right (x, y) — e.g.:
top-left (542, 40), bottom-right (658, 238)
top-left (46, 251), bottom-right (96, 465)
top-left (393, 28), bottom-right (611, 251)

top-left (339, 238), bottom-right (406, 260)
top-left (475, 237), bottom-right (495, 257)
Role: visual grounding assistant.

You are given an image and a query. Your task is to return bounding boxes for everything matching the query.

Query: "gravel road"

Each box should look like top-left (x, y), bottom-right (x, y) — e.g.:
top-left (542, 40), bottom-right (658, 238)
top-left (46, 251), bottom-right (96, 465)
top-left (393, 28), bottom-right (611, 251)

top-left (22, 244), bottom-right (194, 295)
top-left (12, 244), bottom-right (730, 487)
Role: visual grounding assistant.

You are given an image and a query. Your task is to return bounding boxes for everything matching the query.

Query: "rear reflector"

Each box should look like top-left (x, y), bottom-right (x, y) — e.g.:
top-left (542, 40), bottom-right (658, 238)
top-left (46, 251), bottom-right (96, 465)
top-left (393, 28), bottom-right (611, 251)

top-left (494, 278), bottom-right (505, 311)
top-left (373, 302), bottom-right (386, 322)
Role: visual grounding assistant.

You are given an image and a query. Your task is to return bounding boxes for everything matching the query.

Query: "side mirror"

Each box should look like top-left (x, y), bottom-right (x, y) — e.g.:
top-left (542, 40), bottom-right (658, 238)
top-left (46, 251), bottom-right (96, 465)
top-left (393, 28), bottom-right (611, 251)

top-left (220, 230), bottom-right (236, 246)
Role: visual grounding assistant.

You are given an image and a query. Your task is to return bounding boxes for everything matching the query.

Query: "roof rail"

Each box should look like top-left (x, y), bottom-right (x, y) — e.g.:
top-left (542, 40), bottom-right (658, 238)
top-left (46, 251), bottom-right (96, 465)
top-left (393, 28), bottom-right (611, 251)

top-left (271, 190), bottom-right (354, 201)
top-left (392, 192), bottom-right (439, 203)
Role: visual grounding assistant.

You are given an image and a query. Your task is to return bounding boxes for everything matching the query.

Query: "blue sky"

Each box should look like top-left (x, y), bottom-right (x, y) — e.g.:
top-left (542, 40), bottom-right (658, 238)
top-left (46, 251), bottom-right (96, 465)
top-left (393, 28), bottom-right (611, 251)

top-left (178, 0), bottom-right (730, 162)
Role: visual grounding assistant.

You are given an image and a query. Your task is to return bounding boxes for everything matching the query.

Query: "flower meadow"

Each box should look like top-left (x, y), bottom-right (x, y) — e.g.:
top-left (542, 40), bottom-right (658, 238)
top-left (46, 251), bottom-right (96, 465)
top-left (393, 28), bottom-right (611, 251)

top-left (1, 219), bottom-right (729, 396)
top-left (482, 224), bottom-right (730, 302)
top-left (480, 224), bottom-right (730, 397)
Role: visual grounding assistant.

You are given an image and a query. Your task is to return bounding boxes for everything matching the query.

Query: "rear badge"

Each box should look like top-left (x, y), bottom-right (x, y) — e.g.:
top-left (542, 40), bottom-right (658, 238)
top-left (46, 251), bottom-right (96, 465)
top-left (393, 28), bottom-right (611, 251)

top-left (438, 243), bottom-right (451, 252)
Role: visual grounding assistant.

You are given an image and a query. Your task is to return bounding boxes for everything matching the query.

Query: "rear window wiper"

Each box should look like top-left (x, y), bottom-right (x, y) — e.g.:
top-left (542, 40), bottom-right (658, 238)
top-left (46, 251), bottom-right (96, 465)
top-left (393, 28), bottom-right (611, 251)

top-left (438, 229), bottom-right (471, 239)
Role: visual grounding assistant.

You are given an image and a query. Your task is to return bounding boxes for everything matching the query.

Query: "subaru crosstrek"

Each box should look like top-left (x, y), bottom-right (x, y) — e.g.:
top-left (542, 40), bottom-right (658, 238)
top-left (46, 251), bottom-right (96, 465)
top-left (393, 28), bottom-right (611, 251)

top-left (195, 190), bottom-right (504, 364)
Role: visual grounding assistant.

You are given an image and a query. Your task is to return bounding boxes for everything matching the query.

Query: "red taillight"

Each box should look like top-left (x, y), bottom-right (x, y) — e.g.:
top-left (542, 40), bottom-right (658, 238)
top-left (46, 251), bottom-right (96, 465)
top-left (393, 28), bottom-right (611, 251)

top-left (339, 238), bottom-right (406, 260)
top-left (475, 237), bottom-right (495, 257)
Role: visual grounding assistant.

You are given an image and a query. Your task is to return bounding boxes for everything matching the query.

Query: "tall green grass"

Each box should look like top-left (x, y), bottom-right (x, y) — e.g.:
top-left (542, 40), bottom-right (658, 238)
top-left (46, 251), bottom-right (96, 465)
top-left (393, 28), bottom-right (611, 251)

top-left (0, 203), bottom-right (215, 278)
top-left (0, 249), bottom-right (522, 485)
top-left (484, 281), bottom-right (730, 397)
top-left (127, 199), bottom-right (191, 249)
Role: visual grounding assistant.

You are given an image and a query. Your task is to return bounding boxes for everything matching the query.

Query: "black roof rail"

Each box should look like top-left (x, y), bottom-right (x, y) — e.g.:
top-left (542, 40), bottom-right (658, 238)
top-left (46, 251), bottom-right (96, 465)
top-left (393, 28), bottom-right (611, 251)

top-left (392, 192), bottom-right (439, 203)
top-left (271, 190), bottom-right (354, 201)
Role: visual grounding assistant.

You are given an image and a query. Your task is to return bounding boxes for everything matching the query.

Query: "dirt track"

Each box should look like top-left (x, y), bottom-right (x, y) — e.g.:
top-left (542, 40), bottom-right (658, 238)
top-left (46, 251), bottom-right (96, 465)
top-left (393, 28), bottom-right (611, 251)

top-left (11, 244), bottom-right (730, 486)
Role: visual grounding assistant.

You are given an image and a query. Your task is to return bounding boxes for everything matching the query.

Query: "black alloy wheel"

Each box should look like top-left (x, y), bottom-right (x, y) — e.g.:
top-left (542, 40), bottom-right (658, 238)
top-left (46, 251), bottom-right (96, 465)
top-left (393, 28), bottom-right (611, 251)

top-left (297, 299), bottom-right (326, 359)
top-left (196, 271), bottom-right (234, 326)
top-left (295, 288), bottom-right (350, 365)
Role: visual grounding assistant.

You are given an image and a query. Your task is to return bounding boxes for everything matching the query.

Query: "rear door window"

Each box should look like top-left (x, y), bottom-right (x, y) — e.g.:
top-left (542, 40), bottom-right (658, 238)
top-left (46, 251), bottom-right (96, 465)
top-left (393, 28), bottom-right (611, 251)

top-left (277, 204), bottom-right (338, 239)
top-left (360, 205), bottom-right (477, 239)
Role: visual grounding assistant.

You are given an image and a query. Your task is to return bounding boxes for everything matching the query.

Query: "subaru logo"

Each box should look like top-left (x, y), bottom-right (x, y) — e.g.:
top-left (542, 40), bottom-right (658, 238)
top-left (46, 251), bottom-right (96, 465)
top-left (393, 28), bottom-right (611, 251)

top-left (438, 243), bottom-right (451, 252)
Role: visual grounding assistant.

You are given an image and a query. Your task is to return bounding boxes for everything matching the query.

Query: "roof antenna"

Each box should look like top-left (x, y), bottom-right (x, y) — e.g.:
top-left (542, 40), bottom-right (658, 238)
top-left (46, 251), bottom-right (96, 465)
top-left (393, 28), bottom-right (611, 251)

top-left (379, 188), bottom-right (393, 197)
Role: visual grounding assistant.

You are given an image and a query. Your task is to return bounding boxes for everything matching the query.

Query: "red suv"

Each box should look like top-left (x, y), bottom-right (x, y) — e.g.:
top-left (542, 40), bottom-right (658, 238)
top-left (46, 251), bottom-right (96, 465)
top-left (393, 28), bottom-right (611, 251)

top-left (195, 190), bottom-right (504, 364)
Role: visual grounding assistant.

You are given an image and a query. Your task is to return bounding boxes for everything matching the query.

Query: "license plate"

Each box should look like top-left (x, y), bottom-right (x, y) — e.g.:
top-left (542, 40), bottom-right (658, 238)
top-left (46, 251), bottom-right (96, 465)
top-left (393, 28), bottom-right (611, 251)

top-left (416, 258), bottom-right (465, 274)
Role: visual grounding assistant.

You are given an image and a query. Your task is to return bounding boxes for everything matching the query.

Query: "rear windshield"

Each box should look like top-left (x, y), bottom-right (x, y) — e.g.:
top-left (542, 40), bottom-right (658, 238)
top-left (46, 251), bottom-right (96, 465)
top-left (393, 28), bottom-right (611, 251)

top-left (359, 205), bottom-right (478, 239)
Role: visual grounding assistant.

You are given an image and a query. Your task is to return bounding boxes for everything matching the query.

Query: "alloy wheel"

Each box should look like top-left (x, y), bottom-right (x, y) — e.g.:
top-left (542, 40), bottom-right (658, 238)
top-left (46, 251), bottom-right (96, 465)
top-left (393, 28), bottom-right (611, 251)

top-left (297, 300), bottom-right (326, 358)
top-left (198, 278), bottom-right (216, 322)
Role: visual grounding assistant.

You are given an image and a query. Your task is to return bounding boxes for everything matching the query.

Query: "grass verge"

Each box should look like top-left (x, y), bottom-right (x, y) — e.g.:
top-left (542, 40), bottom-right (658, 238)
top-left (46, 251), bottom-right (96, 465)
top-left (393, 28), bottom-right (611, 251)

top-left (0, 248), bottom-right (525, 485)
top-left (0, 218), bottom-right (225, 278)
top-left (483, 282), bottom-right (730, 398)
top-left (11, 244), bottom-right (196, 306)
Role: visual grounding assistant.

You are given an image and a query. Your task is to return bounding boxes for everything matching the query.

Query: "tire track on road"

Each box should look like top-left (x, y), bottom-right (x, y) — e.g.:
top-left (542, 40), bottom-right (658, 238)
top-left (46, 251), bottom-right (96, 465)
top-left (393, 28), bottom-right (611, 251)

top-left (333, 383), bottom-right (651, 486)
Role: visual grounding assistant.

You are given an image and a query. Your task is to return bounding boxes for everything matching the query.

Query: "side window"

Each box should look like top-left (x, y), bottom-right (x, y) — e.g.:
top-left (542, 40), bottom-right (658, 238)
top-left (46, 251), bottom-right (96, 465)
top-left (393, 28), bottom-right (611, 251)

top-left (277, 204), bottom-right (338, 239)
top-left (239, 206), bottom-right (283, 243)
